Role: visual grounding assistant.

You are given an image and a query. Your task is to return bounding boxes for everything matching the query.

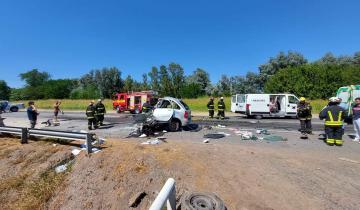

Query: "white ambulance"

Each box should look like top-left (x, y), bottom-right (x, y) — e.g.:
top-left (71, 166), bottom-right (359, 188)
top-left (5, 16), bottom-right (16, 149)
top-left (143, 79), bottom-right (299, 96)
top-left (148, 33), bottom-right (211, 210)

top-left (231, 94), bottom-right (300, 118)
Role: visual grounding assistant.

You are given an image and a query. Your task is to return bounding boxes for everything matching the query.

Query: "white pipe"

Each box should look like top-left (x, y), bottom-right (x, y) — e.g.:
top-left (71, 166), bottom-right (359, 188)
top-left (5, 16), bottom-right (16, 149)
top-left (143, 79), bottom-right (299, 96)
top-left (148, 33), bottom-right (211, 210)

top-left (0, 127), bottom-right (22, 132)
top-left (149, 178), bottom-right (176, 210)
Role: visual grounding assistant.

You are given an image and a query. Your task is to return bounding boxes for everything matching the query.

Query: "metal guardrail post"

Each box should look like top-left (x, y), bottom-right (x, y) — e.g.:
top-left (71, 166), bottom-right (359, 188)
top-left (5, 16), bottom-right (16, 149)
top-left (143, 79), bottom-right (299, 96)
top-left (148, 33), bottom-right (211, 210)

top-left (21, 128), bottom-right (28, 144)
top-left (86, 133), bottom-right (93, 154)
top-left (149, 178), bottom-right (176, 210)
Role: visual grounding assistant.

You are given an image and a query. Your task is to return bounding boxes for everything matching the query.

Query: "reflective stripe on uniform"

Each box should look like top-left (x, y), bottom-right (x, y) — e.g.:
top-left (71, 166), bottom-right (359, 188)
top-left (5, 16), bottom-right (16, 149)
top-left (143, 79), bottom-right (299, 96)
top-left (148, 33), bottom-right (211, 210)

top-left (87, 117), bottom-right (94, 119)
top-left (335, 139), bottom-right (343, 145)
top-left (326, 138), bottom-right (335, 144)
top-left (325, 111), bottom-right (343, 126)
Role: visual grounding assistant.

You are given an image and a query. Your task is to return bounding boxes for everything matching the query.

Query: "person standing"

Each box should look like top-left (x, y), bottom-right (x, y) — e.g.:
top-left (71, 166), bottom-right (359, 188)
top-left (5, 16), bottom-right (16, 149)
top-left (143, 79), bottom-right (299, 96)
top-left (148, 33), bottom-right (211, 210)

top-left (53, 100), bottom-right (62, 123)
top-left (297, 97), bottom-right (312, 135)
top-left (95, 99), bottom-right (106, 126)
top-left (142, 99), bottom-right (152, 113)
top-left (86, 100), bottom-right (98, 130)
top-left (352, 97), bottom-right (360, 142)
top-left (27, 101), bottom-right (39, 128)
top-left (207, 97), bottom-right (215, 118)
top-left (217, 97), bottom-right (225, 120)
top-left (319, 97), bottom-right (347, 146)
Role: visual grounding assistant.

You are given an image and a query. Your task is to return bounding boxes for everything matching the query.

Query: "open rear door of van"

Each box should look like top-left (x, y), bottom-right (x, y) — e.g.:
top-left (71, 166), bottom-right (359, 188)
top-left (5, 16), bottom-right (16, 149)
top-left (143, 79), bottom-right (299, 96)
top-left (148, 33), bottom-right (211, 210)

top-left (231, 94), bottom-right (246, 113)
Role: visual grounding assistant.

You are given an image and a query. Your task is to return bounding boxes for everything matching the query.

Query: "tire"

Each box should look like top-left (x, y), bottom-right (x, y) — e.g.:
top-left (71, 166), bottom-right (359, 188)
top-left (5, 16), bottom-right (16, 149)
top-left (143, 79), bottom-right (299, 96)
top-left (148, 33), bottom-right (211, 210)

top-left (168, 119), bottom-right (181, 132)
top-left (181, 192), bottom-right (226, 210)
top-left (255, 115), bottom-right (262, 119)
top-left (10, 106), bottom-right (19, 112)
top-left (134, 108), bottom-right (140, 114)
top-left (116, 106), bottom-right (121, 113)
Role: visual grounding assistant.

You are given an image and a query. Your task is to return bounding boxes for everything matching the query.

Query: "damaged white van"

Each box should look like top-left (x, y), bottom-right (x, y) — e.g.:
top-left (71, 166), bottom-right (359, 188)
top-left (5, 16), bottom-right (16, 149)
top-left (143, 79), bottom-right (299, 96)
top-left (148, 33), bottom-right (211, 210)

top-left (231, 94), bottom-right (299, 118)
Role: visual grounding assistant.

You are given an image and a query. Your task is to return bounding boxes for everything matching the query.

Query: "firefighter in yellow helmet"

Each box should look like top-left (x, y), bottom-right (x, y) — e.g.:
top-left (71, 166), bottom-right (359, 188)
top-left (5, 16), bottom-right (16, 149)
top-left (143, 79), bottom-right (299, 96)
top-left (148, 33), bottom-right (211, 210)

top-left (297, 97), bottom-right (312, 135)
top-left (86, 100), bottom-right (98, 130)
top-left (319, 97), bottom-right (347, 146)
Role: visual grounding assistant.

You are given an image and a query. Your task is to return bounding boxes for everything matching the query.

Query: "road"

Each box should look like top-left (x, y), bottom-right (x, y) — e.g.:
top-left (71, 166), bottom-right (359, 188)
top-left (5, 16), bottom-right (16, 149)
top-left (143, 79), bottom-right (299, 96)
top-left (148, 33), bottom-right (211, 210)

top-left (1, 110), bottom-right (353, 132)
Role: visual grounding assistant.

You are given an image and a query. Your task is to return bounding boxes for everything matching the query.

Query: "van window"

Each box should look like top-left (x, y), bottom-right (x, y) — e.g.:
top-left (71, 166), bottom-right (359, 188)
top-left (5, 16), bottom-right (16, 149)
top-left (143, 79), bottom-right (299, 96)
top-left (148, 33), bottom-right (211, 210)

top-left (231, 96), bottom-right (236, 103)
top-left (237, 95), bottom-right (245, 103)
top-left (288, 96), bottom-right (298, 104)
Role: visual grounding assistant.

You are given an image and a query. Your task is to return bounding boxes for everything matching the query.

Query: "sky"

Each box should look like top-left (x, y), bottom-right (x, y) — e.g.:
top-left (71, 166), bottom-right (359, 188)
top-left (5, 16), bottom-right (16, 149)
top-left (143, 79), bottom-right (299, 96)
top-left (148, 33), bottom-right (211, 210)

top-left (1, 0), bottom-right (360, 88)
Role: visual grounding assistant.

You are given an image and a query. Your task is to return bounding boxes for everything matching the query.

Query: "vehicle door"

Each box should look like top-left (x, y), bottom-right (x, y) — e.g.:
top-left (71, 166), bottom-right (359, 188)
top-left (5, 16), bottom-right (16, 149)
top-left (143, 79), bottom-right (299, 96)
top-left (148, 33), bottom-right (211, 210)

top-left (153, 99), bottom-right (174, 121)
top-left (231, 94), bottom-right (245, 113)
top-left (286, 95), bottom-right (298, 116)
top-left (169, 99), bottom-right (183, 122)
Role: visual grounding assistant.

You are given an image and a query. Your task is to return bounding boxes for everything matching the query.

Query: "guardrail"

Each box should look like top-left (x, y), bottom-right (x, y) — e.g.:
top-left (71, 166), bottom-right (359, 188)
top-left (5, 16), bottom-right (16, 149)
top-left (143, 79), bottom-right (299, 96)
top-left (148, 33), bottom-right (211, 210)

top-left (0, 126), bottom-right (95, 153)
top-left (149, 178), bottom-right (176, 210)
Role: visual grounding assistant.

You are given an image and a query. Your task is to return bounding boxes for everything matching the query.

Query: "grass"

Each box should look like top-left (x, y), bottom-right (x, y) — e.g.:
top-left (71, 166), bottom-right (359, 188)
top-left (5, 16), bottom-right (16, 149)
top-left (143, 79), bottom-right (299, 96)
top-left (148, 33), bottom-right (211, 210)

top-left (16, 97), bottom-right (328, 114)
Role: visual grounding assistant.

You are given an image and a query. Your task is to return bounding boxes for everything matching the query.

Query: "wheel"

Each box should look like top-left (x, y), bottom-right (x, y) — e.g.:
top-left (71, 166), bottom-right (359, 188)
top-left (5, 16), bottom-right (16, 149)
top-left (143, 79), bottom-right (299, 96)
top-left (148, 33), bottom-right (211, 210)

top-left (168, 119), bottom-right (180, 132)
top-left (255, 115), bottom-right (262, 119)
top-left (10, 106), bottom-right (19, 112)
top-left (116, 106), bottom-right (122, 113)
top-left (181, 192), bottom-right (226, 210)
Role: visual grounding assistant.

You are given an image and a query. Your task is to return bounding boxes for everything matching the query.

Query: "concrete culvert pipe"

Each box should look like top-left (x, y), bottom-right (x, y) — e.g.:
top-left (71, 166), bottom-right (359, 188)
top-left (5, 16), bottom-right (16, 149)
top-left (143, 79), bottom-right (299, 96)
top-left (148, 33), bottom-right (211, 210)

top-left (181, 192), bottom-right (226, 210)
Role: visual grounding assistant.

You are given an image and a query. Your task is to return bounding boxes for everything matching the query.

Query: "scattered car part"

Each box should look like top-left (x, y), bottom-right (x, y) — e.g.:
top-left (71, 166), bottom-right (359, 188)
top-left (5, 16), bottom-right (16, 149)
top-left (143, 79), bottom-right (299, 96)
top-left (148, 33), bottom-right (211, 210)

top-left (203, 133), bottom-right (225, 139)
top-left (181, 192), bottom-right (226, 210)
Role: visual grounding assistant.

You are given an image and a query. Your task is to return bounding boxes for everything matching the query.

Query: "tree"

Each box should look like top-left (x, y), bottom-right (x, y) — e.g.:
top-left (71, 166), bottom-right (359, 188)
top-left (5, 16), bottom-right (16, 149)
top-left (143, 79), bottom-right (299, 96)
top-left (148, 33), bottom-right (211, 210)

top-left (0, 80), bottom-right (11, 100)
top-left (258, 51), bottom-right (307, 90)
top-left (20, 69), bottom-right (50, 87)
top-left (316, 52), bottom-right (337, 65)
top-left (159, 65), bottom-right (172, 96)
top-left (94, 67), bottom-right (122, 98)
top-left (123, 75), bottom-right (134, 92)
top-left (188, 68), bottom-right (211, 94)
top-left (168, 63), bottom-right (185, 98)
top-left (142, 73), bottom-right (149, 90)
top-left (216, 75), bottom-right (231, 96)
top-left (41, 79), bottom-right (77, 99)
top-left (353, 51), bottom-right (360, 65)
top-left (148, 66), bottom-right (160, 91)
top-left (180, 83), bottom-right (203, 98)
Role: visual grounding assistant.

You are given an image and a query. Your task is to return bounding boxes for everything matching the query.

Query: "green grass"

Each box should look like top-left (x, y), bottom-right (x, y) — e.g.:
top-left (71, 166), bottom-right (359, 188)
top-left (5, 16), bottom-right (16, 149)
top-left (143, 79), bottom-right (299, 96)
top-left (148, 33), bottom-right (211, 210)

top-left (17, 98), bottom-right (328, 114)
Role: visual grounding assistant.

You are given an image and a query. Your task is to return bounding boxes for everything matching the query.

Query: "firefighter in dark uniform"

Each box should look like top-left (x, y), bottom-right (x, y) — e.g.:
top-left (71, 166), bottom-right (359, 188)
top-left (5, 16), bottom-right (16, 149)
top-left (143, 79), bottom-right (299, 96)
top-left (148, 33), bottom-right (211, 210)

top-left (86, 100), bottom-right (98, 130)
top-left (217, 97), bottom-right (225, 120)
top-left (319, 97), bottom-right (347, 146)
top-left (297, 97), bottom-right (312, 135)
top-left (207, 97), bottom-right (215, 118)
top-left (95, 99), bottom-right (106, 126)
top-left (142, 99), bottom-right (152, 113)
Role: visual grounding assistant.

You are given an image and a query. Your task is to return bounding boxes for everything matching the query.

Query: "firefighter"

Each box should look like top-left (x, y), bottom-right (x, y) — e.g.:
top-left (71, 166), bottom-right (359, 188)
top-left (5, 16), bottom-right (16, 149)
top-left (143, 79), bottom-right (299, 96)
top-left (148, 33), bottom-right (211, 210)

top-left (207, 97), bottom-right (215, 118)
top-left (95, 99), bottom-right (106, 126)
top-left (142, 99), bottom-right (152, 113)
top-left (86, 100), bottom-right (98, 130)
top-left (297, 97), bottom-right (312, 135)
top-left (217, 97), bottom-right (225, 120)
top-left (319, 97), bottom-right (347, 146)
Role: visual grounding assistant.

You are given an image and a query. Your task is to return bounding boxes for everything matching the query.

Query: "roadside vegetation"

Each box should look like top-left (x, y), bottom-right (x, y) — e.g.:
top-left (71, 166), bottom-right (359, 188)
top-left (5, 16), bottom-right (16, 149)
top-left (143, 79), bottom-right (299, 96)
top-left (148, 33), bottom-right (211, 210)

top-left (1, 51), bottom-right (358, 112)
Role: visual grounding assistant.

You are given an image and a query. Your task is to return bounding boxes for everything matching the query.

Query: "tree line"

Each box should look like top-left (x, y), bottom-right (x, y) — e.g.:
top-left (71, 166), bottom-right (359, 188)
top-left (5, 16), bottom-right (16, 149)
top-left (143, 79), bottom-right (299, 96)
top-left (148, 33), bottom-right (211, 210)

top-left (0, 51), bottom-right (359, 101)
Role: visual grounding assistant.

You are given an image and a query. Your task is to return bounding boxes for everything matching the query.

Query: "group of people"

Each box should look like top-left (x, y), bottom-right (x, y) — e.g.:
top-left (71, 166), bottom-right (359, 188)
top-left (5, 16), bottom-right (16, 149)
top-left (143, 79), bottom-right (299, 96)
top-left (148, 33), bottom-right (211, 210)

top-left (297, 96), bottom-right (360, 146)
top-left (86, 99), bottom-right (106, 130)
top-left (207, 97), bottom-right (226, 120)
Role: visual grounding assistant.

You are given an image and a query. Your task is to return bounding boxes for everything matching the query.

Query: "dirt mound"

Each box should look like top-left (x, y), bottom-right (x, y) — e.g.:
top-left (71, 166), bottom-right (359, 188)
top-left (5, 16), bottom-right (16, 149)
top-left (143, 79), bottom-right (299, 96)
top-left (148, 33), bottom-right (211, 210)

top-left (0, 138), bottom-right (72, 210)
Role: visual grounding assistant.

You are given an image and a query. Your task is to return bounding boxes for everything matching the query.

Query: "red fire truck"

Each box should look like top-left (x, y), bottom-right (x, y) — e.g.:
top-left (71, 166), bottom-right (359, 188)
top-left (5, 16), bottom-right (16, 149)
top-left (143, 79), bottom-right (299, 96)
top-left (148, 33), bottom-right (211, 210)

top-left (112, 91), bottom-right (158, 114)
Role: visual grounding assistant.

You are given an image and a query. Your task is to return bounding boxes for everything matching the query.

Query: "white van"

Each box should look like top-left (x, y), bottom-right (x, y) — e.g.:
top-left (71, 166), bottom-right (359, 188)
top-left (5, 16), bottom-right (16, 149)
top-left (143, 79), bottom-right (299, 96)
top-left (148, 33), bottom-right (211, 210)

top-left (231, 94), bottom-right (299, 118)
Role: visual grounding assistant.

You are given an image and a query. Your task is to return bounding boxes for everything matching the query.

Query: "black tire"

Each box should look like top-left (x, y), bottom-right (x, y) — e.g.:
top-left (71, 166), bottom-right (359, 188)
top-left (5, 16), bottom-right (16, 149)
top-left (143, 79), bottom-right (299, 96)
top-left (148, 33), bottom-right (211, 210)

top-left (255, 115), bottom-right (262, 119)
top-left (168, 119), bottom-right (181, 132)
top-left (10, 106), bottom-right (19, 112)
top-left (181, 192), bottom-right (226, 210)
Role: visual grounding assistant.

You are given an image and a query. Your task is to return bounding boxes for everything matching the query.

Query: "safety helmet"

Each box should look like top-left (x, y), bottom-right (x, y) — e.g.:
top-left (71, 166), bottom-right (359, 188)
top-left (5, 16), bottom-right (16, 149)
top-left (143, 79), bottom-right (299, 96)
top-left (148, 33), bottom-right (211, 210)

top-left (220, 97), bottom-right (224, 100)
top-left (329, 97), bottom-right (338, 102)
top-left (98, 99), bottom-right (102, 102)
top-left (90, 100), bottom-right (95, 104)
top-left (299, 97), bottom-right (306, 101)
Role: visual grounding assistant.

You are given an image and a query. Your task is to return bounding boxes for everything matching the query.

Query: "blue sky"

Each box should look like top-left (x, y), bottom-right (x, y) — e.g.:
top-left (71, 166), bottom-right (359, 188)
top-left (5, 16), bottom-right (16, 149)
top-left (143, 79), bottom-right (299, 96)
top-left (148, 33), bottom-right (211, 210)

top-left (1, 0), bottom-right (360, 88)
